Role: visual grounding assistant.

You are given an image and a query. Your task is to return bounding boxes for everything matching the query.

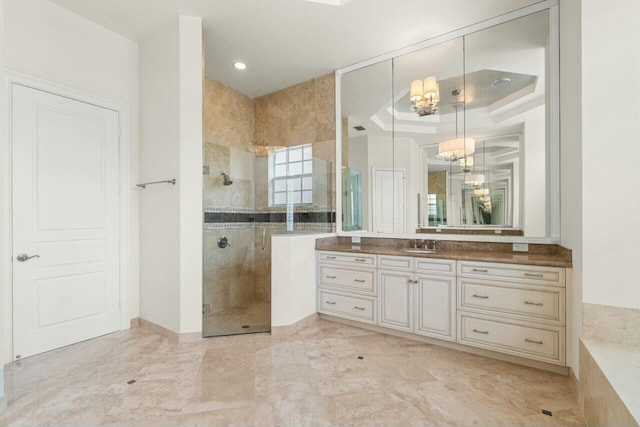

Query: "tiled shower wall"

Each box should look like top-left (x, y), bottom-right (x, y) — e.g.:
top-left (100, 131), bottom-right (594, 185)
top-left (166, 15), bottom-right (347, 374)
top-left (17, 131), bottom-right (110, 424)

top-left (203, 78), bottom-right (259, 315)
top-left (203, 74), bottom-right (336, 318)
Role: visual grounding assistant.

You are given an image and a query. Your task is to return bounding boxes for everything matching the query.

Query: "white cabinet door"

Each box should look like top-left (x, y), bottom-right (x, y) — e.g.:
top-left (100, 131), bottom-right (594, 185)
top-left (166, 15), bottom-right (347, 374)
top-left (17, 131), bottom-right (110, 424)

top-left (378, 270), bottom-right (413, 332)
top-left (12, 84), bottom-right (121, 360)
top-left (415, 274), bottom-right (456, 341)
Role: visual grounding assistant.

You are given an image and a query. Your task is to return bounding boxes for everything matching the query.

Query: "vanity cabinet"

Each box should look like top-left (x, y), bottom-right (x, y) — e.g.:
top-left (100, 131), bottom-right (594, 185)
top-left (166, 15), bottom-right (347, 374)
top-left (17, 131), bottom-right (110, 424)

top-left (377, 255), bottom-right (457, 340)
top-left (317, 251), bottom-right (378, 324)
top-left (415, 273), bottom-right (456, 341)
top-left (378, 267), bottom-right (413, 333)
top-left (317, 249), bottom-right (569, 369)
top-left (456, 261), bottom-right (566, 365)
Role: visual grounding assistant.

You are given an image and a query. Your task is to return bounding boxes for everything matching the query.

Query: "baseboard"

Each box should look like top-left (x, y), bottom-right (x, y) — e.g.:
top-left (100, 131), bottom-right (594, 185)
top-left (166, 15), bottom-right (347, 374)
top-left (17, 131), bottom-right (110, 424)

top-left (320, 314), bottom-right (569, 376)
top-left (138, 318), bottom-right (179, 341)
top-left (137, 318), bottom-right (205, 343)
top-left (271, 313), bottom-right (318, 337)
top-left (130, 317), bottom-right (140, 328)
top-left (569, 366), bottom-right (584, 413)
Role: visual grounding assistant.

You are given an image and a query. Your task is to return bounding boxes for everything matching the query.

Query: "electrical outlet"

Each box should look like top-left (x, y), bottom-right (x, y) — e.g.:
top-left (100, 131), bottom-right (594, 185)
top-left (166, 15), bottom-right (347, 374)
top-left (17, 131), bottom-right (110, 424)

top-left (513, 243), bottom-right (529, 252)
top-left (351, 236), bottom-right (361, 244)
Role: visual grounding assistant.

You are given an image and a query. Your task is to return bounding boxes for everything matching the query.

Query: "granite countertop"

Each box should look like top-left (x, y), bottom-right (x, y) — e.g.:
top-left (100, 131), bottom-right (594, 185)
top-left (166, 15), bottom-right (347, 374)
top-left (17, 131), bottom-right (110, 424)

top-left (315, 237), bottom-right (572, 268)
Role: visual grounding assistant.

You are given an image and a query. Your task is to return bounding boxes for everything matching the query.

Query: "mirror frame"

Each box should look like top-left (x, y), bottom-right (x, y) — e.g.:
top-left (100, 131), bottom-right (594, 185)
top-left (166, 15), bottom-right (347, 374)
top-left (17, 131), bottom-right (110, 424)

top-left (334, 0), bottom-right (559, 243)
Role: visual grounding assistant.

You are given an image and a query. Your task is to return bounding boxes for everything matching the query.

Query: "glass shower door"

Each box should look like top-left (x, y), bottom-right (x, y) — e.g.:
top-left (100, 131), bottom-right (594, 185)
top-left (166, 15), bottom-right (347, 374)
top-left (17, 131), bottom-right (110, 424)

top-left (202, 144), bottom-right (271, 336)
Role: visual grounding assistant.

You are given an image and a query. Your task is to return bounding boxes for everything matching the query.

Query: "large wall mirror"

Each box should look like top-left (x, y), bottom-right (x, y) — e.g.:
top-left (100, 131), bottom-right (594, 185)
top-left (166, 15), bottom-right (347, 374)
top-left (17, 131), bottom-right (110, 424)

top-left (339, 8), bottom-right (557, 239)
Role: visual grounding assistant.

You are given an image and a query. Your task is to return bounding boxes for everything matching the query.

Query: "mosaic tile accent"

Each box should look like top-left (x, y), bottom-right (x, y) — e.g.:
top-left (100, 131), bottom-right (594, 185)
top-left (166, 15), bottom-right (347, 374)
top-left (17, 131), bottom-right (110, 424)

top-left (204, 222), bottom-right (334, 230)
top-left (204, 206), bottom-right (336, 226)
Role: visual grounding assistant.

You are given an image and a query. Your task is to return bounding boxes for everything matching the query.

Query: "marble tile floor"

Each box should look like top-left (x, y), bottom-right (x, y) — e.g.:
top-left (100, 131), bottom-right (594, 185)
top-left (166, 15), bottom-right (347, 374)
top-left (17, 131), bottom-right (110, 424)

top-left (203, 301), bottom-right (271, 337)
top-left (0, 319), bottom-right (584, 427)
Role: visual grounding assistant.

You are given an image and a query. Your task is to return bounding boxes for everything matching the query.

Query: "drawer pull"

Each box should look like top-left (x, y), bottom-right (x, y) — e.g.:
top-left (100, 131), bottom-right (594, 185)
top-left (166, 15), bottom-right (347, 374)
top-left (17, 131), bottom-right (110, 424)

top-left (525, 338), bottom-right (544, 345)
top-left (355, 258), bottom-right (366, 262)
top-left (472, 329), bottom-right (489, 334)
top-left (325, 301), bottom-right (336, 305)
top-left (325, 275), bottom-right (337, 279)
top-left (354, 306), bottom-right (366, 311)
top-left (354, 279), bottom-right (366, 283)
top-left (524, 273), bottom-right (544, 278)
top-left (472, 294), bottom-right (489, 299)
top-left (472, 268), bottom-right (489, 273)
top-left (326, 256), bottom-right (336, 259)
top-left (524, 301), bottom-right (544, 306)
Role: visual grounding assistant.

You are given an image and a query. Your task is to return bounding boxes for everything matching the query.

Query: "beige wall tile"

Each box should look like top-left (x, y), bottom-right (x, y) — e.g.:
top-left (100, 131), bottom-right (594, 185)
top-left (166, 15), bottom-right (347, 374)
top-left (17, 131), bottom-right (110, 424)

top-left (579, 340), bottom-right (638, 426)
top-left (204, 77), bottom-right (255, 150)
top-left (583, 303), bottom-right (640, 347)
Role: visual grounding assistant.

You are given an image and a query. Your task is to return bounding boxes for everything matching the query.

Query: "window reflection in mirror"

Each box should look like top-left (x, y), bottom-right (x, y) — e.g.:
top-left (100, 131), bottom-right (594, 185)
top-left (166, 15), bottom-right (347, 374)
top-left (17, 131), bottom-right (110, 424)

top-left (339, 8), bottom-right (553, 238)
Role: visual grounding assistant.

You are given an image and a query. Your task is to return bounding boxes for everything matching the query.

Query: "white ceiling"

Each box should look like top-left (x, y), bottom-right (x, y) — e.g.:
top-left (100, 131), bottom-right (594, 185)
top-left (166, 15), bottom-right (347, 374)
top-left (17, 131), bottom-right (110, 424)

top-left (49, 0), bottom-right (539, 98)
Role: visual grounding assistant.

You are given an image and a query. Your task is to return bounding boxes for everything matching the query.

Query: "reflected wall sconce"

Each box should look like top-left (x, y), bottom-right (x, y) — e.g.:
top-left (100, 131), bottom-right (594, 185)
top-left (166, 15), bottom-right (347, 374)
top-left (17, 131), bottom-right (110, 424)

top-left (410, 76), bottom-right (440, 116)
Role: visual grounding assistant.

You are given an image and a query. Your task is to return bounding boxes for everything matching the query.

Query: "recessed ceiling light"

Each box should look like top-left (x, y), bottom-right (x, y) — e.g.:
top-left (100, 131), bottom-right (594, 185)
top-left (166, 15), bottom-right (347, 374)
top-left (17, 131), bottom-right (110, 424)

top-left (233, 61), bottom-right (247, 71)
top-left (491, 77), bottom-right (511, 88)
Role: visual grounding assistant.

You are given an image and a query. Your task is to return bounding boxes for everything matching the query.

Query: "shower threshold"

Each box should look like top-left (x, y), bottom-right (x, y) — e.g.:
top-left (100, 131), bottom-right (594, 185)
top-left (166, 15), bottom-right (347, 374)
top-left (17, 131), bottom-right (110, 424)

top-left (203, 301), bottom-right (271, 337)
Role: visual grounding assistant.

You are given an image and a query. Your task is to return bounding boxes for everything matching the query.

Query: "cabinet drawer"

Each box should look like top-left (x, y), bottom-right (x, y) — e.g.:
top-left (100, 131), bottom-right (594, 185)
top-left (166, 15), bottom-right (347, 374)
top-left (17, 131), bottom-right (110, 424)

top-left (414, 258), bottom-right (456, 276)
top-left (318, 251), bottom-right (376, 267)
top-left (458, 261), bottom-right (564, 287)
top-left (318, 290), bottom-right (376, 323)
top-left (458, 279), bottom-right (564, 324)
top-left (318, 265), bottom-right (375, 295)
top-left (378, 255), bottom-right (412, 271)
top-left (458, 313), bottom-right (564, 364)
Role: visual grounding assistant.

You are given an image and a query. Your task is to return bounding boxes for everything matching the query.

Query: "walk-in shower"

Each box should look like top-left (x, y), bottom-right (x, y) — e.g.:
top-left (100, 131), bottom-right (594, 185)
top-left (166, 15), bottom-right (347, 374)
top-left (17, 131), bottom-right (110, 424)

top-left (202, 142), bottom-right (333, 337)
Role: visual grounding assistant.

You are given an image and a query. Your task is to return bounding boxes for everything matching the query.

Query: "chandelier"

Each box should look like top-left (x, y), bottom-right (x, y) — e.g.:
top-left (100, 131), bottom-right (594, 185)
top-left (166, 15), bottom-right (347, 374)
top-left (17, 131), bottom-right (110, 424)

top-left (438, 89), bottom-right (475, 161)
top-left (410, 76), bottom-right (440, 116)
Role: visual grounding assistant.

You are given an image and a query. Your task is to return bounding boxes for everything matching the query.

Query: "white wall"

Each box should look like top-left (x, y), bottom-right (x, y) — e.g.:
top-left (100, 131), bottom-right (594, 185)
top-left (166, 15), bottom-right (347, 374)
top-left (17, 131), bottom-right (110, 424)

top-left (271, 233), bottom-right (335, 327)
top-left (1, 0), bottom-right (139, 363)
top-left (393, 138), bottom-right (421, 232)
top-left (0, 0), bottom-right (5, 401)
top-left (581, 0), bottom-right (640, 310)
top-left (139, 16), bottom-right (203, 334)
top-left (178, 16), bottom-right (204, 334)
top-left (523, 118), bottom-right (547, 237)
top-left (559, 0), bottom-right (583, 377)
top-left (139, 19), bottom-right (181, 333)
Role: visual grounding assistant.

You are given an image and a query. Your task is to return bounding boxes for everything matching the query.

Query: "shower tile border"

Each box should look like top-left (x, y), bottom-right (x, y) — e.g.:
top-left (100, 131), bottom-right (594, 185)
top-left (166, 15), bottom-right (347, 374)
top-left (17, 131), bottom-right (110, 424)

top-left (204, 222), bottom-right (335, 231)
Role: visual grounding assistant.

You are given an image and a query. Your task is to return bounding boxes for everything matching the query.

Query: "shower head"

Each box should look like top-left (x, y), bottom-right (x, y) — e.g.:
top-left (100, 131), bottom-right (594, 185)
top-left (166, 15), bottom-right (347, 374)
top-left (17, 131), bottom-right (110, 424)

top-left (221, 172), bottom-right (233, 186)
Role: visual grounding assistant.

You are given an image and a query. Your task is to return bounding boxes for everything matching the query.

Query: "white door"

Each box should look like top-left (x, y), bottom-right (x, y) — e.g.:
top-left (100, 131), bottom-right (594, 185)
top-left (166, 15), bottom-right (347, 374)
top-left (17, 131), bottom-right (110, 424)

top-left (378, 270), bottom-right (413, 332)
top-left (12, 84), bottom-right (121, 360)
top-left (372, 169), bottom-right (405, 233)
top-left (414, 274), bottom-right (456, 341)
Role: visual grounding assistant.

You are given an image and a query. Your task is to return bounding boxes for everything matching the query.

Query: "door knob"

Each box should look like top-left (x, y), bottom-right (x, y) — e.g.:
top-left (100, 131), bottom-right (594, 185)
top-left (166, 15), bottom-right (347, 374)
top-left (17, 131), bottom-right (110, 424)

top-left (17, 253), bottom-right (40, 262)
